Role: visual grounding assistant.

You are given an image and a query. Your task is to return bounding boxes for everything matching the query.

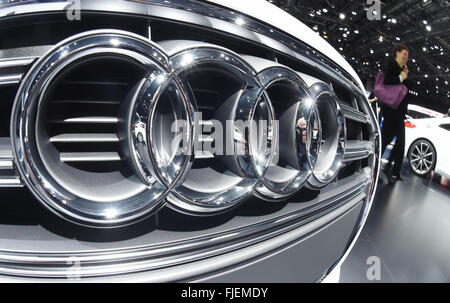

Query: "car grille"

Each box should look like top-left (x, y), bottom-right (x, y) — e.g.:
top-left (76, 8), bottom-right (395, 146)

top-left (0, 0), bottom-right (380, 281)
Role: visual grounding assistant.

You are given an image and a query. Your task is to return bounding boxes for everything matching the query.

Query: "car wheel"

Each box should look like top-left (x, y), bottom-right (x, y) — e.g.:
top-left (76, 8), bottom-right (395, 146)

top-left (408, 139), bottom-right (436, 177)
top-left (137, 133), bottom-right (144, 143)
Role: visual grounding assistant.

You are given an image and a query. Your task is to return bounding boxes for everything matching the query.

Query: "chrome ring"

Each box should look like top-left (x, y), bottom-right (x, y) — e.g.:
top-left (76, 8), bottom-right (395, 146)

top-left (254, 67), bottom-right (319, 200)
top-left (163, 44), bottom-right (276, 214)
top-left (11, 30), bottom-right (176, 227)
top-left (12, 30), bottom-right (350, 225)
top-left (129, 69), bottom-right (195, 191)
top-left (306, 82), bottom-right (346, 188)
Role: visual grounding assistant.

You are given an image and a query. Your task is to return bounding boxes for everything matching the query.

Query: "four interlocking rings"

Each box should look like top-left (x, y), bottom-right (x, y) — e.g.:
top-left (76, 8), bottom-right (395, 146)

top-left (12, 30), bottom-right (346, 227)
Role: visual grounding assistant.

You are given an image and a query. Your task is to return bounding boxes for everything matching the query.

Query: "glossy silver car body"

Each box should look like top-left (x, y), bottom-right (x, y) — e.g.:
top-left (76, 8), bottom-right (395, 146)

top-left (0, 0), bottom-right (380, 282)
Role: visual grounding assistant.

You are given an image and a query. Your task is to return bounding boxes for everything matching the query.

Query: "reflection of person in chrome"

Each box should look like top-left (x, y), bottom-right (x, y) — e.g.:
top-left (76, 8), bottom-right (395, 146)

top-left (296, 118), bottom-right (309, 170)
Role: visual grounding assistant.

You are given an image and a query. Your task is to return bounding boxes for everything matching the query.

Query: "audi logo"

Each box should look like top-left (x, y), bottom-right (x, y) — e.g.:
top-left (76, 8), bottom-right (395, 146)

top-left (11, 30), bottom-right (346, 227)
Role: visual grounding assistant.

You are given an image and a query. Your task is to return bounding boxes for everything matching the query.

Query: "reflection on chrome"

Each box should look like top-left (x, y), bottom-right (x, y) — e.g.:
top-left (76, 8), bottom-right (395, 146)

top-left (161, 42), bottom-right (276, 215)
top-left (12, 30), bottom-right (349, 226)
top-left (254, 66), bottom-right (320, 201)
top-left (307, 82), bottom-right (346, 189)
top-left (12, 30), bottom-right (173, 227)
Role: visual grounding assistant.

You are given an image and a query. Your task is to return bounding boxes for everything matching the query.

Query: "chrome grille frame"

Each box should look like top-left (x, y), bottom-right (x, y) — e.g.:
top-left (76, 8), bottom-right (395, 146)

top-left (0, 0), bottom-right (381, 281)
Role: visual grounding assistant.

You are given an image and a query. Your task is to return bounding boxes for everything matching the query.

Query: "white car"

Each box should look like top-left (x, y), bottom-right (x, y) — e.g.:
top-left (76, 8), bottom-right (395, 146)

top-left (407, 104), bottom-right (444, 119)
top-left (405, 116), bottom-right (450, 178)
top-left (133, 118), bottom-right (147, 144)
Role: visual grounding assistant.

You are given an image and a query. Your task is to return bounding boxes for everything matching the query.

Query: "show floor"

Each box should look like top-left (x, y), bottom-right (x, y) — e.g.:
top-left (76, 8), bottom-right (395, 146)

top-left (339, 162), bottom-right (450, 283)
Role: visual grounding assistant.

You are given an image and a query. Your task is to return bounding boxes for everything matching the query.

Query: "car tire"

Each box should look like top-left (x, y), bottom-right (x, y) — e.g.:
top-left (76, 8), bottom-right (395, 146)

top-left (408, 139), bottom-right (436, 177)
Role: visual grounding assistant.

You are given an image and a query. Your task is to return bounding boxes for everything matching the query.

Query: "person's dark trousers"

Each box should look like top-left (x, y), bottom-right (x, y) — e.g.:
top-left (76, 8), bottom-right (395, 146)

top-left (380, 103), bottom-right (406, 176)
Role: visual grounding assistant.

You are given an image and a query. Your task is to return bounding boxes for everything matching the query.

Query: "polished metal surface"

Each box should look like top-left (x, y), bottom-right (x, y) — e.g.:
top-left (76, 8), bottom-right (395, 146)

top-left (0, 138), bottom-right (13, 161)
top-left (306, 82), bottom-right (346, 189)
top-left (0, 160), bottom-right (13, 170)
top-left (240, 56), bottom-right (319, 201)
top-left (0, 138), bottom-right (22, 187)
top-left (0, 57), bottom-right (36, 69)
top-left (159, 40), bottom-right (276, 215)
top-left (0, 74), bottom-right (22, 85)
top-left (341, 103), bottom-right (368, 124)
top-left (0, 0), bottom-right (382, 281)
top-left (11, 30), bottom-right (177, 227)
top-left (0, 57), bottom-right (36, 68)
top-left (8, 29), bottom-right (373, 224)
top-left (56, 116), bottom-right (119, 124)
top-left (344, 140), bottom-right (375, 162)
top-left (0, 173), bottom-right (367, 279)
top-left (128, 61), bottom-right (195, 193)
top-left (0, 177), bottom-right (22, 187)
top-left (50, 133), bottom-right (120, 143)
top-left (59, 152), bottom-right (122, 162)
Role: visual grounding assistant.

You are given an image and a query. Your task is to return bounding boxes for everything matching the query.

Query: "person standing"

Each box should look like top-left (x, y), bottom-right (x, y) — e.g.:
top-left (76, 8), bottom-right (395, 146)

top-left (380, 43), bottom-right (410, 183)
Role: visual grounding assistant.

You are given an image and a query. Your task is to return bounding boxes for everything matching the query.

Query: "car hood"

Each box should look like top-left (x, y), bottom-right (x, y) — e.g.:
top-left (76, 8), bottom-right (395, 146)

top-left (207, 0), bottom-right (365, 91)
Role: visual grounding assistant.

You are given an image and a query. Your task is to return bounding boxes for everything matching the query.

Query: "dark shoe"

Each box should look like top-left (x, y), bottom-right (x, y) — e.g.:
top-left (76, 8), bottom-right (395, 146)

top-left (387, 170), bottom-right (397, 185)
top-left (391, 173), bottom-right (404, 181)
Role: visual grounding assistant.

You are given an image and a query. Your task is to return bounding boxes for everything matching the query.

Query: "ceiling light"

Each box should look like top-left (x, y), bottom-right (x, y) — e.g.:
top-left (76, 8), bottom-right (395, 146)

top-left (426, 25), bottom-right (432, 31)
top-left (339, 13), bottom-right (346, 20)
top-left (423, 20), bottom-right (428, 24)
